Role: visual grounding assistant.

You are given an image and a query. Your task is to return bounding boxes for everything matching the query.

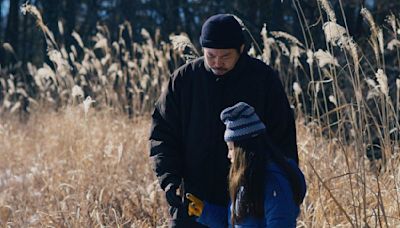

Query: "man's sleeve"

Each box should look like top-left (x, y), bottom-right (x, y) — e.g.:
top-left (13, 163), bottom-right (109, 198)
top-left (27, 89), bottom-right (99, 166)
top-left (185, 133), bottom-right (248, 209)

top-left (149, 74), bottom-right (183, 191)
top-left (265, 68), bottom-right (299, 164)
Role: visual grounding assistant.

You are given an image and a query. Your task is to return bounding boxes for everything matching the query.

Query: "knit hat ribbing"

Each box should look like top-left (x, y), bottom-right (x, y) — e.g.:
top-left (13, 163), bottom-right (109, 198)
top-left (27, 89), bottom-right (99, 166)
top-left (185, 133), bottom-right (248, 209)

top-left (220, 102), bottom-right (266, 142)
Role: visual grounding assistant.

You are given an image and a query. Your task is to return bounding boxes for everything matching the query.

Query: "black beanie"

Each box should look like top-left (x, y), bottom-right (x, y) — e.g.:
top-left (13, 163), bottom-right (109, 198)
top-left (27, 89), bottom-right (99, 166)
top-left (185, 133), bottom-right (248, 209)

top-left (199, 14), bottom-right (244, 49)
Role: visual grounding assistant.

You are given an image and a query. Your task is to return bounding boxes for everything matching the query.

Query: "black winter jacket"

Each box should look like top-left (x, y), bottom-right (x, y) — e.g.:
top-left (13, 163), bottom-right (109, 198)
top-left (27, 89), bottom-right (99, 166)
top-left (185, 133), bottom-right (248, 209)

top-left (149, 53), bottom-right (298, 207)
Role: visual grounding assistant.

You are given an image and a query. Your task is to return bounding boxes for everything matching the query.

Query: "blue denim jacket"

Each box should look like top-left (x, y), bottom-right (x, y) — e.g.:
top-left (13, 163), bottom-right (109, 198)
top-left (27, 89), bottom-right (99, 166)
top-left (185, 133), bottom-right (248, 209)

top-left (197, 160), bottom-right (306, 228)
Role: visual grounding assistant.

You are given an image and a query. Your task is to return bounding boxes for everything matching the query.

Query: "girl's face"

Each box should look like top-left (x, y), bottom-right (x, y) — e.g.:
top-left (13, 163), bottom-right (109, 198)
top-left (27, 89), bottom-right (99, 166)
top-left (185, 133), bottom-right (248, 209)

top-left (227, 141), bottom-right (235, 163)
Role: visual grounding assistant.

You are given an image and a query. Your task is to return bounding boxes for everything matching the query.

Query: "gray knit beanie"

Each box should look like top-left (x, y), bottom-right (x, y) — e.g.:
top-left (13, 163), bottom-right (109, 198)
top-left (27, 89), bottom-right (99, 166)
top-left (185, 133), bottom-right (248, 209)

top-left (220, 102), bottom-right (266, 142)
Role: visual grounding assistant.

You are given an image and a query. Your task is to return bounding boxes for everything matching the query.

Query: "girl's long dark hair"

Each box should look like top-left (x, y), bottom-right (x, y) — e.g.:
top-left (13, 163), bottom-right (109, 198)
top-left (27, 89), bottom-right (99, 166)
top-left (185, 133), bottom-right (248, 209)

top-left (228, 133), bottom-right (303, 225)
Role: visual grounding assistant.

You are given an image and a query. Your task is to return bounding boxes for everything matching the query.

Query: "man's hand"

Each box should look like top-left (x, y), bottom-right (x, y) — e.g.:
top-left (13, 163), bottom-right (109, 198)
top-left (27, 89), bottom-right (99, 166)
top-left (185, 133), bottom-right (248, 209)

top-left (165, 184), bottom-right (183, 208)
top-left (186, 193), bottom-right (204, 217)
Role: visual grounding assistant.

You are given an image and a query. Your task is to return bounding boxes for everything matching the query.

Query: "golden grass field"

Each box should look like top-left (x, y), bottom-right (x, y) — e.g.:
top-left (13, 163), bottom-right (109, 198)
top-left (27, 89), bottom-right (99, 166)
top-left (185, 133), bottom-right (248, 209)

top-left (2, 1), bottom-right (400, 226)
top-left (1, 107), bottom-right (399, 227)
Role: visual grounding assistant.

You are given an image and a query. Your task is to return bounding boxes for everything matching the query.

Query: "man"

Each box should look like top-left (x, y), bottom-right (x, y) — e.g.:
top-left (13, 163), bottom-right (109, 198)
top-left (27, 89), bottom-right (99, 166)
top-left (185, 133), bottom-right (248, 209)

top-left (149, 14), bottom-right (298, 227)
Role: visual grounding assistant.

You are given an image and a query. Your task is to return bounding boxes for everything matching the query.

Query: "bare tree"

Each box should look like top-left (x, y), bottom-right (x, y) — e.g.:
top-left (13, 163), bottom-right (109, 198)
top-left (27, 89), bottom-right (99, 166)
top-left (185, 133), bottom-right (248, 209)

top-left (5, 0), bottom-right (19, 55)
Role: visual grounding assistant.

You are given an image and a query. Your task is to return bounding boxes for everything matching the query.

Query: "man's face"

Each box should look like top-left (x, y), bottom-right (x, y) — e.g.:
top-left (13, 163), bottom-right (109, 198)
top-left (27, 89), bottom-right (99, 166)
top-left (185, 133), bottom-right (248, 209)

top-left (204, 46), bottom-right (242, 76)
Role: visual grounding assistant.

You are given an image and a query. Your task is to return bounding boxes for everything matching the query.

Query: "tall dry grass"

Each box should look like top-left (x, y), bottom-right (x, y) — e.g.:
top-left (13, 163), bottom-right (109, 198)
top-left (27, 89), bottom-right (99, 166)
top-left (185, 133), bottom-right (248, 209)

top-left (1, 0), bottom-right (400, 227)
top-left (0, 108), bottom-right (169, 227)
top-left (1, 3), bottom-right (178, 119)
top-left (298, 118), bottom-right (400, 227)
top-left (1, 109), bottom-right (400, 226)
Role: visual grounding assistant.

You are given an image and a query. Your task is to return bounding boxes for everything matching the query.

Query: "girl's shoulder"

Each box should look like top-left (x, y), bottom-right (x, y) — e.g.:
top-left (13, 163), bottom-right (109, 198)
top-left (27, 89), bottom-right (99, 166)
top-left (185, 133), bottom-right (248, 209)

top-left (264, 161), bottom-right (292, 194)
top-left (265, 159), bottom-right (304, 180)
top-left (265, 159), bottom-right (307, 204)
top-left (263, 161), bottom-right (301, 225)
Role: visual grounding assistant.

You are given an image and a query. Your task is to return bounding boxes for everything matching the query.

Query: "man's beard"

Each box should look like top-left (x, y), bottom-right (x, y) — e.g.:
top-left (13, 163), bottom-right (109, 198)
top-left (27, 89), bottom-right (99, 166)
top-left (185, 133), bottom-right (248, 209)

top-left (211, 68), bottom-right (229, 75)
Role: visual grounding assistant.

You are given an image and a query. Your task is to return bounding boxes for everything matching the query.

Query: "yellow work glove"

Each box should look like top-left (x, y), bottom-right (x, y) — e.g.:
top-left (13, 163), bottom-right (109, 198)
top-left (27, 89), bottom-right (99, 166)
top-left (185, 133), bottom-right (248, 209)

top-left (186, 193), bottom-right (204, 217)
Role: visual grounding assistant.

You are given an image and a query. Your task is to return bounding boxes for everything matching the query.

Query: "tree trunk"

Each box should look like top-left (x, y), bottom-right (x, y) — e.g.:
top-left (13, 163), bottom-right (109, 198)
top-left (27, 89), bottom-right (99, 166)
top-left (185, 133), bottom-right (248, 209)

top-left (270, 0), bottom-right (285, 31)
top-left (83, 0), bottom-right (98, 41)
top-left (5, 0), bottom-right (19, 55)
top-left (22, 7), bottom-right (28, 64)
top-left (41, 0), bottom-right (61, 40)
top-left (64, 0), bottom-right (77, 49)
top-left (0, 0), bottom-right (3, 42)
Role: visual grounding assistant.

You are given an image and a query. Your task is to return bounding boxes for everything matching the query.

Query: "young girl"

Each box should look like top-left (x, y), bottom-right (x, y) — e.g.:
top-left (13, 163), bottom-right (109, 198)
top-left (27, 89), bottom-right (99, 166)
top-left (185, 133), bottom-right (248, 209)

top-left (186, 102), bottom-right (306, 227)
